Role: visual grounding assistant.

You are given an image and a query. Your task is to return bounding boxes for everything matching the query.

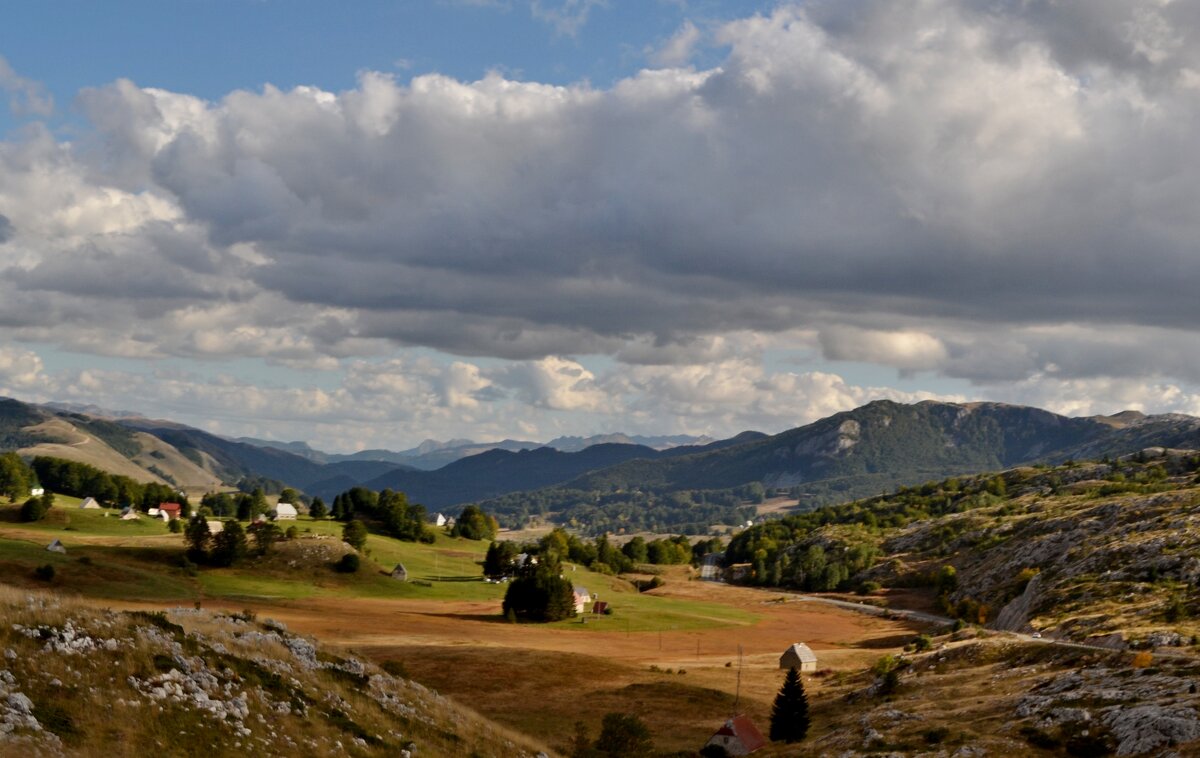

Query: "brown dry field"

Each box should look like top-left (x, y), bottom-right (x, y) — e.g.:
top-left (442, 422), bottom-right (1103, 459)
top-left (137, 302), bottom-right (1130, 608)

top-left (108, 575), bottom-right (927, 754)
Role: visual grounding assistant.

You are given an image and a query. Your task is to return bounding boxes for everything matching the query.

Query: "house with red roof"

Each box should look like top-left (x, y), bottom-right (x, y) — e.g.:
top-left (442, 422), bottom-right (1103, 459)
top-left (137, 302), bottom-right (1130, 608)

top-left (158, 502), bottom-right (183, 521)
top-left (703, 715), bottom-right (767, 756)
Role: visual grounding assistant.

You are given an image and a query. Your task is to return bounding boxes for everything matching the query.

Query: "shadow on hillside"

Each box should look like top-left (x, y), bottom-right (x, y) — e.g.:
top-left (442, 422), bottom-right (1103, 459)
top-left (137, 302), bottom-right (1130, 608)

top-left (416, 610), bottom-right (509, 624)
top-left (857, 633), bottom-right (922, 649)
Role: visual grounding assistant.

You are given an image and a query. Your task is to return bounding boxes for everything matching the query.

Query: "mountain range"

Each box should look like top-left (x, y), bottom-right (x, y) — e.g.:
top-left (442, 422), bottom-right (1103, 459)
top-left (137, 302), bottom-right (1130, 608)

top-left (3, 396), bottom-right (1200, 520)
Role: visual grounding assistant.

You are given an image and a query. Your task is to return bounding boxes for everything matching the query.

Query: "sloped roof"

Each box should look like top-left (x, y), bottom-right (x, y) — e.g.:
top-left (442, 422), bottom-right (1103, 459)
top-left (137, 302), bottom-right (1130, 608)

top-left (781, 642), bottom-right (817, 663)
top-left (711, 715), bottom-right (767, 753)
top-left (275, 503), bottom-right (298, 516)
top-left (159, 502), bottom-right (182, 512)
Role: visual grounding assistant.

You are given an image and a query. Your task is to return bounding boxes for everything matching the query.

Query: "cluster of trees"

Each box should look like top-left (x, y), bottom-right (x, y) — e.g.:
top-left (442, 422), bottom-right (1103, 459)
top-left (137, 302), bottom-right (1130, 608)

top-left (570, 713), bottom-right (654, 757)
top-left (31, 457), bottom-right (186, 513)
top-left (449, 504), bottom-right (498, 540)
top-left (329, 487), bottom-right (432, 543)
top-left (483, 527), bottom-right (723, 582)
top-left (501, 551), bottom-right (576, 622)
top-left (184, 517), bottom-right (292, 567)
top-left (199, 489), bottom-right (270, 520)
top-left (0, 452), bottom-right (35, 502)
top-left (725, 472), bottom-right (1017, 588)
top-left (477, 487), bottom-right (758, 535)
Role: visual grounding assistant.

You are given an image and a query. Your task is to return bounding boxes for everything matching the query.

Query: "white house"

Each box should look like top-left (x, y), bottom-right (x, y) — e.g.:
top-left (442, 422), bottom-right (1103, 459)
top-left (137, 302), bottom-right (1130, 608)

top-left (779, 642), bottom-right (818, 672)
top-left (79, 497), bottom-right (101, 510)
top-left (30, 487), bottom-right (44, 497)
top-left (435, 513), bottom-right (447, 527)
top-left (147, 507), bottom-right (161, 517)
top-left (274, 503), bottom-right (298, 520)
top-left (572, 586), bottom-right (591, 615)
top-left (119, 507), bottom-right (139, 521)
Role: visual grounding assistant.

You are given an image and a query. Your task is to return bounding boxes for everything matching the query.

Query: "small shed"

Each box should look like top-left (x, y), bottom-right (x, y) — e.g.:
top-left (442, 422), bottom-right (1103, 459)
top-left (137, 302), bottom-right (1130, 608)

top-left (572, 586), bottom-right (591, 615)
top-left (119, 507), bottom-right (139, 521)
top-left (779, 642), bottom-right (817, 671)
top-left (435, 513), bottom-right (447, 527)
top-left (159, 503), bottom-right (183, 521)
top-left (46, 539), bottom-right (66, 554)
top-left (30, 487), bottom-right (44, 497)
top-left (704, 715), bottom-right (767, 756)
top-left (79, 497), bottom-right (101, 510)
top-left (275, 503), bottom-right (298, 520)
top-left (592, 601), bottom-right (608, 614)
top-left (147, 507), bottom-right (161, 517)
top-left (206, 521), bottom-right (224, 534)
top-left (390, 563), bottom-right (408, 582)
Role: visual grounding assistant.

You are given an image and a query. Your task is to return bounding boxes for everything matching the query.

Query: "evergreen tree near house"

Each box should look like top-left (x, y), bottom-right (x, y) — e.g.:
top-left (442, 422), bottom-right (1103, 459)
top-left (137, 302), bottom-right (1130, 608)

top-left (769, 666), bottom-right (810, 743)
top-left (342, 519), bottom-right (368, 552)
top-left (184, 516), bottom-right (212, 563)
top-left (501, 552), bottom-right (576, 622)
top-left (209, 520), bottom-right (248, 567)
top-left (309, 496), bottom-right (328, 519)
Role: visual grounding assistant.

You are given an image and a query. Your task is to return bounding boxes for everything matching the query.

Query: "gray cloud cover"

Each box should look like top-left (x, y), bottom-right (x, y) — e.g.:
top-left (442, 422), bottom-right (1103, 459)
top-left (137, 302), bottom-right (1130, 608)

top-left (0, 0), bottom-right (1199, 446)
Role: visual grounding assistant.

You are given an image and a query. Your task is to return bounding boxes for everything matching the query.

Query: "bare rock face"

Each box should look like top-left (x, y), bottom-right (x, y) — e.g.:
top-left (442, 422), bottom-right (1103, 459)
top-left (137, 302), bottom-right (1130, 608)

top-left (1104, 705), bottom-right (1200, 756)
top-left (992, 573), bottom-right (1041, 633)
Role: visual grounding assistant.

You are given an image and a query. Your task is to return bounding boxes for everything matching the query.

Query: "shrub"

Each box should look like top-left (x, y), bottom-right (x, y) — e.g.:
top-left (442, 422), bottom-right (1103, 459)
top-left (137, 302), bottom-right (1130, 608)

top-left (336, 553), bottom-right (361, 573)
top-left (167, 518), bottom-right (182, 534)
top-left (857, 581), bottom-right (881, 595)
top-left (20, 496), bottom-right (47, 522)
top-left (1131, 651), bottom-right (1154, 668)
top-left (33, 564), bottom-right (55, 581)
top-left (285, 526), bottom-right (298, 540)
top-left (923, 727), bottom-right (950, 744)
top-left (913, 634), bottom-right (933, 652)
top-left (381, 659), bottom-right (409, 678)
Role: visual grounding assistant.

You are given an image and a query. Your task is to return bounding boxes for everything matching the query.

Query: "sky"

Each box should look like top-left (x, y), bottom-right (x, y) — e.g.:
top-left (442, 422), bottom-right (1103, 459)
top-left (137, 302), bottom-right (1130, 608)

top-left (1, 0), bottom-right (1199, 452)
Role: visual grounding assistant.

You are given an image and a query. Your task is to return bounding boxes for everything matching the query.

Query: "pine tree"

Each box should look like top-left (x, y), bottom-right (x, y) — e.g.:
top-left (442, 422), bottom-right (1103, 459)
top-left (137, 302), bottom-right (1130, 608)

top-left (769, 666), bottom-right (810, 743)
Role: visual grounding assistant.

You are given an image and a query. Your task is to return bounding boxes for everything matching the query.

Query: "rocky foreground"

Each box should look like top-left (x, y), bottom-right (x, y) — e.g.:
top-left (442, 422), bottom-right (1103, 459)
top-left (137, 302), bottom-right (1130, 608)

top-left (807, 636), bottom-right (1200, 757)
top-left (0, 588), bottom-right (549, 757)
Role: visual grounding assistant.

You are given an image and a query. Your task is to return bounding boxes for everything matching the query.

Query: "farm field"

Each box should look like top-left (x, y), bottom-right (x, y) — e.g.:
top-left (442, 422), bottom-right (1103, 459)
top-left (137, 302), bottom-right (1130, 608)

top-left (0, 505), bottom-right (929, 755)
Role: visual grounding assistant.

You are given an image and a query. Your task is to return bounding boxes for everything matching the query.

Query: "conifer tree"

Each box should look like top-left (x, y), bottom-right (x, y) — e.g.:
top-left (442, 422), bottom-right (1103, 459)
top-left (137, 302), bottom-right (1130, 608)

top-left (769, 666), bottom-right (810, 743)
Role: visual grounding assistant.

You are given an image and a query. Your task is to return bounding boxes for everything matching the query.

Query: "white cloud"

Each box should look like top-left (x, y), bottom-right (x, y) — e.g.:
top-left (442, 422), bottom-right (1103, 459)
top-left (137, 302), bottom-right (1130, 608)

top-left (530, 0), bottom-right (607, 37)
top-left (0, 2), bottom-right (1198, 445)
top-left (651, 20), bottom-right (703, 66)
top-left (0, 56), bottom-right (53, 117)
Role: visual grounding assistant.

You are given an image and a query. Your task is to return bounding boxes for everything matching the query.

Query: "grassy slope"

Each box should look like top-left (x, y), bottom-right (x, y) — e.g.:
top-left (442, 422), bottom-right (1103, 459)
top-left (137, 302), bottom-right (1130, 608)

top-left (0, 509), bottom-right (753, 632)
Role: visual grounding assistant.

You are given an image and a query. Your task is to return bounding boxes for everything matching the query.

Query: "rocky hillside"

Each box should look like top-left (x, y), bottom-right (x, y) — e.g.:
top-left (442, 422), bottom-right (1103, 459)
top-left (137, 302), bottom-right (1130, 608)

top-left (802, 634), bottom-right (1200, 756)
top-left (0, 588), bottom-right (549, 757)
top-left (731, 449), bottom-right (1200, 648)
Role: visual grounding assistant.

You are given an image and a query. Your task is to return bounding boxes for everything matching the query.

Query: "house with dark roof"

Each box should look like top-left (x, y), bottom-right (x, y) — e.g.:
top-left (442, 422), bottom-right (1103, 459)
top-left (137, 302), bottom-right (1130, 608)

top-left (703, 715), bottom-right (767, 755)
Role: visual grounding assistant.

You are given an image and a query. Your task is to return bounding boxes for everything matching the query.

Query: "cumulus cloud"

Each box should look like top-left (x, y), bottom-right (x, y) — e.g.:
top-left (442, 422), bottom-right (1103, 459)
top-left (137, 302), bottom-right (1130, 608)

top-left (0, 1), bottom-right (1197, 444)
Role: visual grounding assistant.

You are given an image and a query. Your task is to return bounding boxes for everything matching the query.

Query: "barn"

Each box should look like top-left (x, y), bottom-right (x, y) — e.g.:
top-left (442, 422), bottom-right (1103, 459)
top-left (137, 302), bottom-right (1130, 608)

top-left (779, 642), bottom-right (817, 671)
top-left (275, 503), bottom-right (298, 520)
top-left (703, 715), bottom-right (767, 755)
top-left (159, 503), bottom-right (183, 521)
